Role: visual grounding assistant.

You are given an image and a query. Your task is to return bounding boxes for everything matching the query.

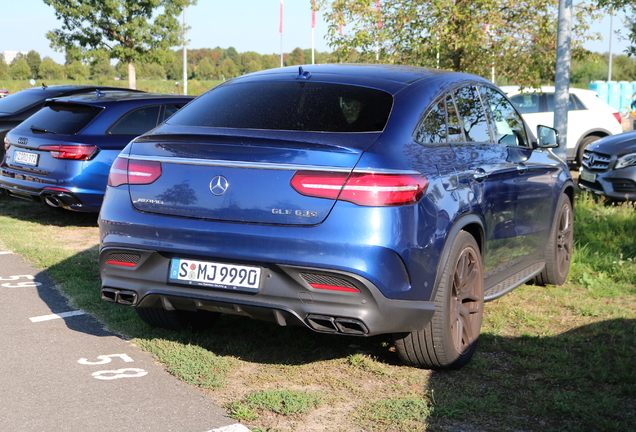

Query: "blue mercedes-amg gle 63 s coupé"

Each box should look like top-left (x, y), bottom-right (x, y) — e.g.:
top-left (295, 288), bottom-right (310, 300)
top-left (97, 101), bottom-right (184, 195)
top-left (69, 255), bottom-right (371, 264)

top-left (98, 64), bottom-right (574, 369)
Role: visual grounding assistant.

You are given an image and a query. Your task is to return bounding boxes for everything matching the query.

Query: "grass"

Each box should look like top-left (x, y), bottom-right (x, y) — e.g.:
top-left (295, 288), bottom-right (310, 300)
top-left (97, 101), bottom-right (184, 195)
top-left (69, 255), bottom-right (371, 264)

top-left (0, 191), bottom-right (634, 431)
top-left (0, 79), bottom-right (222, 96)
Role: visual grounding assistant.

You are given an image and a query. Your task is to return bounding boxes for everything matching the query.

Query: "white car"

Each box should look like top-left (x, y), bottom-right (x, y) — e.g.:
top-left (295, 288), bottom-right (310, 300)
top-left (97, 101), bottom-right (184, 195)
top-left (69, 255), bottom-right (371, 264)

top-left (501, 86), bottom-right (623, 166)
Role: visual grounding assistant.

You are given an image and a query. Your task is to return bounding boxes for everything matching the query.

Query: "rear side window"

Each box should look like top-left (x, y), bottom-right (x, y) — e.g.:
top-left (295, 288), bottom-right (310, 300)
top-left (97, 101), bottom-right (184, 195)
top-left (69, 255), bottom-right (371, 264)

top-left (546, 93), bottom-right (582, 111)
top-left (167, 81), bottom-right (393, 132)
top-left (109, 106), bottom-right (161, 135)
top-left (19, 102), bottom-right (102, 135)
top-left (510, 94), bottom-right (540, 114)
top-left (161, 103), bottom-right (187, 122)
top-left (453, 86), bottom-right (492, 143)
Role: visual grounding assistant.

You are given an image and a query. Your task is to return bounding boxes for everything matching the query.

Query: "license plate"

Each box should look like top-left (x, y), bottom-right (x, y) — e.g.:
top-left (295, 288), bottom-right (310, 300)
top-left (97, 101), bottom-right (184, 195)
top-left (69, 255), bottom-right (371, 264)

top-left (14, 150), bottom-right (39, 166)
top-left (579, 169), bottom-right (596, 183)
top-left (169, 258), bottom-right (261, 292)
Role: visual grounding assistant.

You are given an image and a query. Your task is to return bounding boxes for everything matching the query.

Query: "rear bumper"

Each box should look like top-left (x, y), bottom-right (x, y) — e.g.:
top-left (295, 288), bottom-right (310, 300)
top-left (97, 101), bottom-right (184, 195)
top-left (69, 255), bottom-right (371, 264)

top-left (99, 247), bottom-right (436, 336)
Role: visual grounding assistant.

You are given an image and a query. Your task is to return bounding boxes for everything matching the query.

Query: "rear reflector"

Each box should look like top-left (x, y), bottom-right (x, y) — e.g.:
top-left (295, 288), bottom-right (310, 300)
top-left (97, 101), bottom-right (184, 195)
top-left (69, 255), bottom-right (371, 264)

top-left (309, 283), bottom-right (360, 293)
top-left (291, 171), bottom-right (428, 206)
top-left (613, 113), bottom-right (622, 124)
top-left (39, 144), bottom-right (97, 160)
top-left (108, 157), bottom-right (162, 187)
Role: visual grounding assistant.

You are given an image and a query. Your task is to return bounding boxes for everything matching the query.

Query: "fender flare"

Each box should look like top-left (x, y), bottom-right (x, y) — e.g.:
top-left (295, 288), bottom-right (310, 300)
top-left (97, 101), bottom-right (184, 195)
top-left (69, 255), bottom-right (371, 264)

top-left (429, 214), bottom-right (485, 301)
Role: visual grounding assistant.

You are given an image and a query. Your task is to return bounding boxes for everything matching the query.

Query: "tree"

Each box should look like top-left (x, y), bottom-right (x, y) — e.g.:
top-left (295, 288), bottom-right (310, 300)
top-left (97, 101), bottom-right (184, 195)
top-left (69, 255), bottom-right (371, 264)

top-left (9, 59), bottom-right (32, 80)
top-left (195, 58), bottom-right (215, 80)
top-left (319, 0), bottom-right (602, 87)
top-left (26, 51), bottom-right (42, 79)
top-left (44, 0), bottom-right (196, 89)
top-left (39, 56), bottom-right (65, 80)
top-left (287, 47), bottom-right (305, 66)
top-left (0, 58), bottom-right (9, 80)
top-left (90, 57), bottom-right (116, 79)
top-left (66, 60), bottom-right (89, 80)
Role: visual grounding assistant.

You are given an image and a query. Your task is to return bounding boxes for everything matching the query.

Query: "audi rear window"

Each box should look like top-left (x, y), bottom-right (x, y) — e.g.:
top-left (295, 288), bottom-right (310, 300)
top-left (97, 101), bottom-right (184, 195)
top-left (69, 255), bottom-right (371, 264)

top-left (167, 81), bottom-right (393, 132)
top-left (18, 102), bottom-right (102, 135)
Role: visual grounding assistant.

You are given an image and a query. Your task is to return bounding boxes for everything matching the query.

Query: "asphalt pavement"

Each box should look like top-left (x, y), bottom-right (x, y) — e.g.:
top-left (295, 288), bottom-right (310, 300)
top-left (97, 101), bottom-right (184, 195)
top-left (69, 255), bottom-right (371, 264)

top-left (0, 245), bottom-right (250, 432)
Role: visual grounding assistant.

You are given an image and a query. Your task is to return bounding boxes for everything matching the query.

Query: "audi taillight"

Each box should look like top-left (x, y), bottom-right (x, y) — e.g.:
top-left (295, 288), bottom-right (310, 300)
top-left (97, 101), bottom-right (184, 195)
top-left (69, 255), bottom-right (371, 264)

top-left (291, 171), bottom-right (428, 207)
top-left (108, 157), bottom-right (162, 187)
top-left (39, 144), bottom-right (97, 160)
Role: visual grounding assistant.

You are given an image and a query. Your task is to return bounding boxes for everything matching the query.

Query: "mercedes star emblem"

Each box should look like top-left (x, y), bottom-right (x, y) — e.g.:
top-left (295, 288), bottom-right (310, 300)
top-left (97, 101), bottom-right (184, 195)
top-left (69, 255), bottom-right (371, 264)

top-left (209, 175), bottom-right (229, 196)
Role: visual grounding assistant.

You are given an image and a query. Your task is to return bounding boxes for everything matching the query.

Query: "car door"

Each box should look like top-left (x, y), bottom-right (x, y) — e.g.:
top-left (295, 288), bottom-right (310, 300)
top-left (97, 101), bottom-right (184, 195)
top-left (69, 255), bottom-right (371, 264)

top-left (446, 85), bottom-right (520, 278)
top-left (480, 87), bottom-right (558, 269)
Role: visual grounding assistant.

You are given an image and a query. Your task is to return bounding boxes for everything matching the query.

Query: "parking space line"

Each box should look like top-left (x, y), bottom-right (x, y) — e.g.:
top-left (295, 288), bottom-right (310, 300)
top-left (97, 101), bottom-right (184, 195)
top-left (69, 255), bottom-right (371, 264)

top-left (30, 310), bottom-right (86, 323)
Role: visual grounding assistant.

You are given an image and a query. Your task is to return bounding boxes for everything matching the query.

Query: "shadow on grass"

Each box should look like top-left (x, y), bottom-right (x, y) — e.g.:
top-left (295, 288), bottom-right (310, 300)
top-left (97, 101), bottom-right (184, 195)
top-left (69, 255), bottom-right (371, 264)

top-left (0, 195), bottom-right (98, 228)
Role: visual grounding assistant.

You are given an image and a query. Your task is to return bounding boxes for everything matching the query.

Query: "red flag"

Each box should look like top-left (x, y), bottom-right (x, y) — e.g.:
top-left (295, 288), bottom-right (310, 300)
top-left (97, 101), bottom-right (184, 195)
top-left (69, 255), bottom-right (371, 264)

top-left (339, 23), bottom-right (343, 35)
top-left (279, 0), bottom-right (284, 33)
top-left (311, 0), bottom-right (316, 28)
top-left (376, 0), bottom-right (383, 29)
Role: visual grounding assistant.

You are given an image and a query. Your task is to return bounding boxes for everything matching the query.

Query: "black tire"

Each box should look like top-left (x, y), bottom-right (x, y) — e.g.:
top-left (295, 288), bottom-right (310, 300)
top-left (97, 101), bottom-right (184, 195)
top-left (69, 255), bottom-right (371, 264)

top-left (394, 231), bottom-right (484, 369)
top-left (136, 307), bottom-right (220, 331)
top-left (576, 135), bottom-right (600, 167)
top-left (534, 194), bottom-right (573, 286)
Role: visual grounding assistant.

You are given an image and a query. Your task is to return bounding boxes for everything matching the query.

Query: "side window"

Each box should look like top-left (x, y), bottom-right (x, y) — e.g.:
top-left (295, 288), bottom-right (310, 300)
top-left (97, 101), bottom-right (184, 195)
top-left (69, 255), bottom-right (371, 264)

top-left (446, 94), bottom-right (464, 142)
top-left (545, 93), bottom-right (579, 112)
top-left (415, 98), bottom-right (447, 144)
top-left (453, 86), bottom-right (492, 143)
top-left (109, 105), bottom-right (161, 135)
top-left (480, 87), bottom-right (530, 147)
top-left (161, 103), bottom-right (187, 123)
top-left (510, 94), bottom-right (540, 114)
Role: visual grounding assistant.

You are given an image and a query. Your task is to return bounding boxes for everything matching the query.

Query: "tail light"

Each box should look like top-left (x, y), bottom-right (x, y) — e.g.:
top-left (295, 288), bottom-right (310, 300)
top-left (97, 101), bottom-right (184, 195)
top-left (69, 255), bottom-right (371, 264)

top-left (38, 144), bottom-right (97, 160)
top-left (108, 157), bottom-right (162, 187)
top-left (4, 136), bottom-right (9, 151)
top-left (613, 113), bottom-right (622, 124)
top-left (291, 171), bottom-right (428, 207)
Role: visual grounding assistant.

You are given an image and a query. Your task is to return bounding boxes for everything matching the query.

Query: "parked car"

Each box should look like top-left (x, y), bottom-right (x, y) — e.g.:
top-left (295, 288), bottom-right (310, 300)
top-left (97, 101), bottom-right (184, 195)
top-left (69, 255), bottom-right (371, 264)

top-left (0, 84), bottom-right (144, 161)
top-left (0, 89), bottom-right (9, 98)
top-left (0, 91), bottom-right (195, 212)
top-left (578, 130), bottom-right (636, 201)
top-left (501, 86), bottom-right (623, 166)
top-left (98, 64), bottom-right (574, 369)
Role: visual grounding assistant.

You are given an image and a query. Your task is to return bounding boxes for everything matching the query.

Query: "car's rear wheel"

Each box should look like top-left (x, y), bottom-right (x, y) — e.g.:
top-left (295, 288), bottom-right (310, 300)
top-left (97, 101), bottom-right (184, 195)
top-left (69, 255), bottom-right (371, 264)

top-left (394, 231), bottom-right (484, 369)
top-left (534, 194), bottom-right (573, 286)
top-left (136, 307), bottom-right (220, 331)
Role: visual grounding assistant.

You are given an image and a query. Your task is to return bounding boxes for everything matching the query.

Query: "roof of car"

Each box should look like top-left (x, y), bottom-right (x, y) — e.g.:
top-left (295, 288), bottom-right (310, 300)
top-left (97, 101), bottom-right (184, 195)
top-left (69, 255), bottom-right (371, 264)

top-left (47, 91), bottom-right (196, 104)
top-left (233, 63), bottom-right (471, 89)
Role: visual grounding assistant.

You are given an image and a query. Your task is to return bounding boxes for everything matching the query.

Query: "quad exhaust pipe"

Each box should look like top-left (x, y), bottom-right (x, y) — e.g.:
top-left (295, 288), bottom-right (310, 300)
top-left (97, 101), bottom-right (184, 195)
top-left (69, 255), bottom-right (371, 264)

top-left (306, 314), bottom-right (368, 335)
top-left (101, 288), bottom-right (138, 306)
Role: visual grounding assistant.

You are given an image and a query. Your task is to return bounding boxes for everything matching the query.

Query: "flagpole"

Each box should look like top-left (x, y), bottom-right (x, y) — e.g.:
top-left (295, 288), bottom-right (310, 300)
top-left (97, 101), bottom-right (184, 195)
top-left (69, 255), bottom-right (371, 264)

top-left (182, 6), bottom-right (187, 95)
top-left (311, 1), bottom-right (316, 64)
top-left (280, 0), bottom-right (284, 67)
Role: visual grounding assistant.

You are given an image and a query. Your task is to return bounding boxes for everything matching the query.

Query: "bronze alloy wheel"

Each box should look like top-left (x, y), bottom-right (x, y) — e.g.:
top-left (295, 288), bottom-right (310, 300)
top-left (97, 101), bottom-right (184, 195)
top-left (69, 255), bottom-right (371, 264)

top-left (394, 231), bottom-right (484, 369)
top-left (449, 241), bottom-right (484, 355)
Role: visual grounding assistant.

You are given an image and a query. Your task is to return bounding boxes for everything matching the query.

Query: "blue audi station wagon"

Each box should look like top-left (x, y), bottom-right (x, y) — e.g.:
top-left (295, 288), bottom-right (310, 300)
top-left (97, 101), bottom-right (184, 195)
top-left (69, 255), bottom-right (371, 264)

top-left (98, 64), bottom-right (574, 369)
top-left (1, 91), bottom-right (195, 212)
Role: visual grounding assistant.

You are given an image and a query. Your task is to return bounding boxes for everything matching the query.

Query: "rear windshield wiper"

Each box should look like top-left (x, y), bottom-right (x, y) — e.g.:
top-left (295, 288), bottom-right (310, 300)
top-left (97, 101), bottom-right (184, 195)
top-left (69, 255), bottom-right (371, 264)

top-left (30, 125), bottom-right (57, 134)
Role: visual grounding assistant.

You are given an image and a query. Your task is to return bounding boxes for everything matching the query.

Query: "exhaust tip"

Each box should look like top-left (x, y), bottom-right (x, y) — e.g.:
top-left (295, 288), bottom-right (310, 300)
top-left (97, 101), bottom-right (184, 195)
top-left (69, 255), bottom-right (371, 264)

top-left (101, 288), bottom-right (137, 306)
top-left (335, 318), bottom-right (368, 335)
top-left (306, 314), bottom-right (338, 333)
top-left (44, 195), bottom-right (62, 207)
top-left (101, 288), bottom-right (118, 303)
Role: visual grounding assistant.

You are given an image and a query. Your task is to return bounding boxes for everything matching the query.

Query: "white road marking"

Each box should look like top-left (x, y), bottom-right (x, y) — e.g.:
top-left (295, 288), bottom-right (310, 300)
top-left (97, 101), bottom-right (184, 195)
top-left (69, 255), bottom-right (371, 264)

top-left (0, 251), bottom-right (12, 254)
top-left (207, 425), bottom-right (252, 432)
top-left (29, 310), bottom-right (86, 322)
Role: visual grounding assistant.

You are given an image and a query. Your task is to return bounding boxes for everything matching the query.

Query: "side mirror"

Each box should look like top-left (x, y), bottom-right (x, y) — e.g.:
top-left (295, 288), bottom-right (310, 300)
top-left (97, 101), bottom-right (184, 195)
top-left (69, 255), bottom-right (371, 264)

top-left (537, 125), bottom-right (559, 148)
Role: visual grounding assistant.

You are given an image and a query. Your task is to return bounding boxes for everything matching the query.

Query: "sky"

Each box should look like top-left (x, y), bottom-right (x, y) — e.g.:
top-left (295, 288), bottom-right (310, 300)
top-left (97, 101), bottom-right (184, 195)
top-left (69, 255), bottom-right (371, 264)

top-left (0, 0), bottom-right (631, 65)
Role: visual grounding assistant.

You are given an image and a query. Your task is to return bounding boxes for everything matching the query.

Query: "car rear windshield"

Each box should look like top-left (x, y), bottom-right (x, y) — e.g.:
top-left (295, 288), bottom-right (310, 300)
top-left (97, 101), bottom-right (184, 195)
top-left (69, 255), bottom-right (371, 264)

top-left (20, 102), bottom-right (102, 135)
top-left (0, 90), bottom-right (64, 114)
top-left (166, 81), bottom-right (393, 132)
